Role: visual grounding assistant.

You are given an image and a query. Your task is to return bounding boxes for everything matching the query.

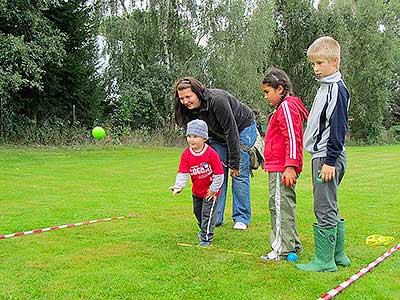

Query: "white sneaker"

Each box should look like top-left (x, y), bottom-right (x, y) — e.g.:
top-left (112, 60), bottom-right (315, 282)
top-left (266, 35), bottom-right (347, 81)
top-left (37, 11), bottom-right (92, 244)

top-left (260, 250), bottom-right (279, 261)
top-left (233, 222), bottom-right (247, 230)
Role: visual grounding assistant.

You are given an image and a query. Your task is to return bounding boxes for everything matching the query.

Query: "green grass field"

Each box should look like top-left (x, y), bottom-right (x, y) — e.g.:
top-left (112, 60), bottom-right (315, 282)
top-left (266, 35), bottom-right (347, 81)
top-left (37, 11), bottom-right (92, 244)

top-left (1, 145), bottom-right (399, 300)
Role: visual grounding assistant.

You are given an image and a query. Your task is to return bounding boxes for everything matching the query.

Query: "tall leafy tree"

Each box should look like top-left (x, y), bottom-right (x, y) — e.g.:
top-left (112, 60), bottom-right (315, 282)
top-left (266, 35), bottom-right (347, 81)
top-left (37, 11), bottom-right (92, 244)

top-left (270, 0), bottom-right (321, 107)
top-left (334, 0), bottom-right (394, 141)
top-left (384, 0), bottom-right (400, 129)
top-left (99, 0), bottom-right (203, 130)
top-left (0, 0), bottom-right (65, 135)
top-left (230, 0), bottom-right (275, 115)
top-left (38, 0), bottom-right (104, 126)
top-left (200, 0), bottom-right (275, 117)
top-left (271, 0), bottom-right (397, 141)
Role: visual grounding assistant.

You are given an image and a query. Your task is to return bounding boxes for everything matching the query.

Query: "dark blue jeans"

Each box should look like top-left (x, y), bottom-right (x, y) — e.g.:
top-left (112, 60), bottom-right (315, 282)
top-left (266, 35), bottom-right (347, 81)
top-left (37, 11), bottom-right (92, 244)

top-left (208, 121), bottom-right (257, 225)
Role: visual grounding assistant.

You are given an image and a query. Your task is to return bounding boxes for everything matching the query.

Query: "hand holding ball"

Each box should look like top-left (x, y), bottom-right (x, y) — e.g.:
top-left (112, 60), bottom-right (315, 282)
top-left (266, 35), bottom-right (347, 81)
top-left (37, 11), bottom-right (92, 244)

top-left (92, 126), bottom-right (106, 140)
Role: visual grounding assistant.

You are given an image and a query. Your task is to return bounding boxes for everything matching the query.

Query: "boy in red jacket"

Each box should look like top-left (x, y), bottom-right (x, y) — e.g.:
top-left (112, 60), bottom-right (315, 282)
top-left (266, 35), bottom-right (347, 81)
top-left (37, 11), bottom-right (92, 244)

top-left (260, 67), bottom-right (309, 260)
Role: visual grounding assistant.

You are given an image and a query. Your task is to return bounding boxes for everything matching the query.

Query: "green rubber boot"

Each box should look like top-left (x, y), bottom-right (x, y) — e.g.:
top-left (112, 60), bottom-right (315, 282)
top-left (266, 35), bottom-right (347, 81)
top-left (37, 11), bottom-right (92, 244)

top-left (295, 224), bottom-right (337, 272)
top-left (335, 219), bottom-right (350, 267)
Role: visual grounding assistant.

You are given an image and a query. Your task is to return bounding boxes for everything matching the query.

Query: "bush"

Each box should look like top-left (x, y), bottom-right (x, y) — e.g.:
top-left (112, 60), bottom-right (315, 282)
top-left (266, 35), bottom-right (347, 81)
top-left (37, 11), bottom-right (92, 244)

top-left (389, 125), bottom-right (400, 143)
top-left (0, 117), bottom-right (186, 147)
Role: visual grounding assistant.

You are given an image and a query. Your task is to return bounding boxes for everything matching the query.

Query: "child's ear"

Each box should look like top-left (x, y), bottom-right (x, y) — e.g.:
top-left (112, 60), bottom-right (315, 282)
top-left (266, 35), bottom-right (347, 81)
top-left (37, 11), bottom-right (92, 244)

top-left (332, 57), bottom-right (340, 68)
top-left (277, 85), bottom-right (284, 94)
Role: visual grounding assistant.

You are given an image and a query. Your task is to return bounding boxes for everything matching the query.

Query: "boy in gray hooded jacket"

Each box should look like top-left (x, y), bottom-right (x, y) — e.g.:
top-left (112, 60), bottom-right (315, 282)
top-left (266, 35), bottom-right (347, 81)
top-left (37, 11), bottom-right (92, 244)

top-left (296, 36), bottom-right (351, 272)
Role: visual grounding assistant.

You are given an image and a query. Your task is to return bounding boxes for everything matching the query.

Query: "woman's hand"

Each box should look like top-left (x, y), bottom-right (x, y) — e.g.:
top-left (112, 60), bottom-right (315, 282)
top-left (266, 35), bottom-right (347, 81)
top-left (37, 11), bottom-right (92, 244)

top-left (230, 168), bottom-right (240, 177)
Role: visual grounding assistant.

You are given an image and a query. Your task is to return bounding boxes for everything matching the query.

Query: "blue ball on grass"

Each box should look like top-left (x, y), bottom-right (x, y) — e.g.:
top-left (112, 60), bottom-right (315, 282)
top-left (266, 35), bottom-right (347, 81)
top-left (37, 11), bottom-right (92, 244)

top-left (287, 252), bottom-right (298, 262)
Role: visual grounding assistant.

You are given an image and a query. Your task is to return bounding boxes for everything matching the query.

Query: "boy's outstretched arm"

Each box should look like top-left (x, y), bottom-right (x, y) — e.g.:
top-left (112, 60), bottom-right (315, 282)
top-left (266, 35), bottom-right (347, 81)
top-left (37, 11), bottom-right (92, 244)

top-left (169, 173), bottom-right (189, 195)
top-left (169, 186), bottom-right (183, 195)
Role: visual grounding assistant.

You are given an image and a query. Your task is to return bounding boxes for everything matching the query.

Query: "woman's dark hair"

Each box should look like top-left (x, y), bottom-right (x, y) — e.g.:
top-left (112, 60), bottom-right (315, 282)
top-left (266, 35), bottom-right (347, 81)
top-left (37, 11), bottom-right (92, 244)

top-left (262, 67), bottom-right (293, 108)
top-left (173, 76), bottom-right (206, 127)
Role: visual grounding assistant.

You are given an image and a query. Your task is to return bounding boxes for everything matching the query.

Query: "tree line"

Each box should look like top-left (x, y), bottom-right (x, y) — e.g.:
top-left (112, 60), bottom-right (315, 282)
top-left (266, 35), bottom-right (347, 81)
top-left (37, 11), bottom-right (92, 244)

top-left (1, 0), bottom-right (399, 144)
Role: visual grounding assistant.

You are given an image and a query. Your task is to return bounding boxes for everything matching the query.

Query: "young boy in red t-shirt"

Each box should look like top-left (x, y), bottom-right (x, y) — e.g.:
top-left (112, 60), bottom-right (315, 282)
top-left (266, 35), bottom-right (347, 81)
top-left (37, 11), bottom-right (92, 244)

top-left (170, 119), bottom-right (224, 247)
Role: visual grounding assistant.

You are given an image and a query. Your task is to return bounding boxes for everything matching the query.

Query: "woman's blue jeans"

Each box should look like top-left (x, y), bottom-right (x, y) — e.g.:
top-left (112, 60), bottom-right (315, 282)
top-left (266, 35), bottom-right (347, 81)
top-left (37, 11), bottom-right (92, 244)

top-left (208, 121), bottom-right (257, 226)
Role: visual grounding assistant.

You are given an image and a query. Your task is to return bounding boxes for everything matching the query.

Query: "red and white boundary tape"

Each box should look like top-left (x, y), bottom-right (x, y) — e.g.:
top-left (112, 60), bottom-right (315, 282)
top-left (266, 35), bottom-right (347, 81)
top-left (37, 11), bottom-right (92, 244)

top-left (318, 243), bottom-right (400, 300)
top-left (0, 214), bottom-right (136, 239)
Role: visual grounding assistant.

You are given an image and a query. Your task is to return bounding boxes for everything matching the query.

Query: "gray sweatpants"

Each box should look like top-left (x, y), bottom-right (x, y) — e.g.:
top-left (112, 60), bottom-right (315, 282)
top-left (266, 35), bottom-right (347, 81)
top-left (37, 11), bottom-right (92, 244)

top-left (312, 151), bottom-right (346, 228)
top-left (193, 196), bottom-right (218, 242)
top-left (268, 172), bottom-right (302, 257)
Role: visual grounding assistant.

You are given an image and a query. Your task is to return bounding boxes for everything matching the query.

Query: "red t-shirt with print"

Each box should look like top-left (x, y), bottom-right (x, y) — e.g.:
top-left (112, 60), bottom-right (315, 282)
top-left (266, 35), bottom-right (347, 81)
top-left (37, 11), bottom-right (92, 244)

top-left (178, 144), bottom-right (224, 198)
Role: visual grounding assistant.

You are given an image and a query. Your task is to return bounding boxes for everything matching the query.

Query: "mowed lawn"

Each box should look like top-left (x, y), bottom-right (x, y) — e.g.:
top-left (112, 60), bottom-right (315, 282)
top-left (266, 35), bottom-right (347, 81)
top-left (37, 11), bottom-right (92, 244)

top-left (0, 144), bottom-right (399, 300)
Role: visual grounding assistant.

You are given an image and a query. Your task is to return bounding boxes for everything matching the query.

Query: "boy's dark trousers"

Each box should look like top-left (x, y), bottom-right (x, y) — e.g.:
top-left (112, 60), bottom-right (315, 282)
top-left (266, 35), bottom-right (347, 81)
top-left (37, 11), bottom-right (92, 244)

top-left (193, 195), bottom-right (218, 242)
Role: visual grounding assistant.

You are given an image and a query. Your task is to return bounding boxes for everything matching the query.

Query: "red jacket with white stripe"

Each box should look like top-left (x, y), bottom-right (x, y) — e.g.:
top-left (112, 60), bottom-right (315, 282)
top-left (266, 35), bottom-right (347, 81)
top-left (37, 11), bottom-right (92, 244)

top-left (263, 96), bottom-right (309, 173)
